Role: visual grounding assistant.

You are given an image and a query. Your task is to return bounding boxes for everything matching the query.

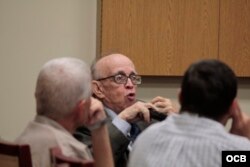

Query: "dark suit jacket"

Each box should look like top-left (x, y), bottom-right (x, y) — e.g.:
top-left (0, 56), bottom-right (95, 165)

top-left (74, 110), bottom-right (156, 167)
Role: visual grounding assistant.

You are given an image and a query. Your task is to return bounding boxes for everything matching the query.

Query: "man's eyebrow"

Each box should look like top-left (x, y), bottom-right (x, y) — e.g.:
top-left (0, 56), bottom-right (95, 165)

top-left (115, 71), bottom-right (126, 75)
top-left (115, 71), bottom-right (137, 75)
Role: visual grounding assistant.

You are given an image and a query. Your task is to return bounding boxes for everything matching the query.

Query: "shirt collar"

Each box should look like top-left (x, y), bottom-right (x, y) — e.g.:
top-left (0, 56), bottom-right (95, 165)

top-left (34, 115), bottom-right (71, 135)
top-left (104, 106), bottom-right (117, 120)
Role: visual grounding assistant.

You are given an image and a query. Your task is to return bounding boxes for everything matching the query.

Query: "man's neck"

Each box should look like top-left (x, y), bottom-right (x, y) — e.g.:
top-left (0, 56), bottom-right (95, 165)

top-left (56, 118), bottom-right (76, 134)
top-left (216, 114), bottom-right (230, 126)
top-left (104, 106), bottom-right (118, 120)
top-left (103, 103), bottom-right (121, 115)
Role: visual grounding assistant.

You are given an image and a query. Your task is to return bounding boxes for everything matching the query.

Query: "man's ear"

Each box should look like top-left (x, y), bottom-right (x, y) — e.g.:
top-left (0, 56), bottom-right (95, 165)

top-left (74, 100), bottom-right (84, 116)
top-left (92, 80), bottom-right (105, 98)
top-left (228, 98), bottom-right (238, 117)
top-left (219, 98), bottom-right (237, 126)
top-left (73, 99), bottom-right (88, 125)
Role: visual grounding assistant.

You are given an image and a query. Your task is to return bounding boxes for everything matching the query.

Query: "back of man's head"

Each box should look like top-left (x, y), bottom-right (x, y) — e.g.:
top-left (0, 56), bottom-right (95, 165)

top-left (35, 57), bottom-right (91, 120)
top-left (180, 59), bottom-right (237, 120)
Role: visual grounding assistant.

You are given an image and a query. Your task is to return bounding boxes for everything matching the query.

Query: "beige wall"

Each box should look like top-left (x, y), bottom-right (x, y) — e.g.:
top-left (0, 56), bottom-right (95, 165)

top-left (138, 77), bottom-right (250, 110)
top-left (1, 0), bottom-right (250, 141)
top-left (0, 0), bottom-right (97, 141)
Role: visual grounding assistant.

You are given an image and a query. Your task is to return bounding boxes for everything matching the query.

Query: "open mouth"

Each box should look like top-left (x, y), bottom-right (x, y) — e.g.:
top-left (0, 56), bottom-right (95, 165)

top-left (127, 93), bottom-right (136, 101)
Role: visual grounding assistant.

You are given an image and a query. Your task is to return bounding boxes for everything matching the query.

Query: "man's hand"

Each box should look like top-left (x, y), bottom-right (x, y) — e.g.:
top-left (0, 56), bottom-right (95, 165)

top-left (118, 101), bottom-right (153, 123)
top-left (87, 98), bottom-right (114, 167)
top-left (230, 100), bottom-right (250, 139)
top-left (86, 97), bottom-right (107, 126)
top-left (150, 96), bottom-right (178, 115)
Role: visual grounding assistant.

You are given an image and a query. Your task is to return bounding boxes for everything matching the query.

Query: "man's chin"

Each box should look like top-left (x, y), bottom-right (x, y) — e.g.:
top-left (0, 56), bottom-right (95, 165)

top-left (127, 96), bottom-right (136, 102)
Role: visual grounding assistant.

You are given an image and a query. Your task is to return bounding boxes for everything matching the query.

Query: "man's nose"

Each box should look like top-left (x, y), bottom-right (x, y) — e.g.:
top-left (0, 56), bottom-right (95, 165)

top-left (125, 78), bottom-right (134, 88)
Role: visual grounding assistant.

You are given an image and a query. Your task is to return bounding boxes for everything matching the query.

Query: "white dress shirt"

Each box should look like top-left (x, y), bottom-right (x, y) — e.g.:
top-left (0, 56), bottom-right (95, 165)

top-left (128, 112), bottom-right (250, 167)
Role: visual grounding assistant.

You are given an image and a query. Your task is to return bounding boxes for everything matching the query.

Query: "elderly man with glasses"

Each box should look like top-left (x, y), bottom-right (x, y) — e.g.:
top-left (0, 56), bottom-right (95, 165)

top-left (75, 53), bottom-right (177, 167)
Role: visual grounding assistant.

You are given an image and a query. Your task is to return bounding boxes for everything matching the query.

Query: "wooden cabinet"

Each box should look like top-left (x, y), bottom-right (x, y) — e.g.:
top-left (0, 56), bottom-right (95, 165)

top-left (99, 0), bottom-right (250, 76)
top-left (219, 0), bottom-right (250, 77)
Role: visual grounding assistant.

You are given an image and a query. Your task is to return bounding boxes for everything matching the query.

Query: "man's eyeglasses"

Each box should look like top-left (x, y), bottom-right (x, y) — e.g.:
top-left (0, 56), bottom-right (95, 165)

top-left (97, 74), bottom-right (142, 85)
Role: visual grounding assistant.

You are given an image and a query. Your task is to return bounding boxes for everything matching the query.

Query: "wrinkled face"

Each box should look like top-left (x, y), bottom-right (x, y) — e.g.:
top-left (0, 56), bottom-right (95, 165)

top-left (95, 55), bottom-right (138, 114)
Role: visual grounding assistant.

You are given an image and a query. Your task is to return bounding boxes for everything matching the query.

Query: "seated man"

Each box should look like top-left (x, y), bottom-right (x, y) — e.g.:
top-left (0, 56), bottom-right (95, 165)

top-left (16, 57), bottom-right (113, 167)
top-left (128, 59), bottom-right (250, 167)
top-left (75, 53), bottom-right (177, 167)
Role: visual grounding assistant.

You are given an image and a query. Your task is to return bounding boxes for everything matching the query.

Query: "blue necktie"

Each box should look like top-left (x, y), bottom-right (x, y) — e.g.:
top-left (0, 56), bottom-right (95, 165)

top-left (130, 123), bottom-right (141, 142)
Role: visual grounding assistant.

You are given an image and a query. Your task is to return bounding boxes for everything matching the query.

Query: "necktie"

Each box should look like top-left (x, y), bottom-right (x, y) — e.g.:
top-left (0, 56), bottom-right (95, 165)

top-left (130, 123), bottom-right (141, 142)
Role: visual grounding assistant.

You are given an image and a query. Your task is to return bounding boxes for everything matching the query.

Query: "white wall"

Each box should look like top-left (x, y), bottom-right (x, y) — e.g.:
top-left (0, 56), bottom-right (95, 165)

top-left (1, 0), bottom-right (250, 141)
top-left (0, 0), bottom-right (97, 141)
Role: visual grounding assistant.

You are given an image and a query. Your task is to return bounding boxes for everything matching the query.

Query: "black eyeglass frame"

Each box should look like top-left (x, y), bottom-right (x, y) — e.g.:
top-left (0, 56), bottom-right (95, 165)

top-left (97, 73), bottom-right (142, 85)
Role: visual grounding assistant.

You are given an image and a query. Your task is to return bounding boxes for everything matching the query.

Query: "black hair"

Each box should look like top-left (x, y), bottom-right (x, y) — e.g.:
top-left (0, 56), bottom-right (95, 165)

top-left (180, 59), bottom-right (237, 120)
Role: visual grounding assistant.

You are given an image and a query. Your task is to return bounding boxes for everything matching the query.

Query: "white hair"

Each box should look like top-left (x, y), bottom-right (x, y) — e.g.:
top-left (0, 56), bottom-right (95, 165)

top-left (35, 57), bottom-right (91, 119)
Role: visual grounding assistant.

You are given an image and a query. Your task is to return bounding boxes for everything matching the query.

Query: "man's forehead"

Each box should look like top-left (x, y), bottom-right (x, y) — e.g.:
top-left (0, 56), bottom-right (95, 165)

top-left (98, 54), bottom-right (136, 73)
top-left (102, 54), bottom-right (133, 64)
top-left (106, 61), bottom-right (136, 74)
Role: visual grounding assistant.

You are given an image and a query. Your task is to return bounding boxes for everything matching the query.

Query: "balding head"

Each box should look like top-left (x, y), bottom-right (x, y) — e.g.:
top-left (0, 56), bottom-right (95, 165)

top-left (91, 53), bottom-right (139, 113)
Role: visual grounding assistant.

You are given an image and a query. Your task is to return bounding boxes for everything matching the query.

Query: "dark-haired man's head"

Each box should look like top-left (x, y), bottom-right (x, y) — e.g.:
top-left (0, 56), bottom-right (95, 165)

top-left (179, 59), bottom-right (237, 121)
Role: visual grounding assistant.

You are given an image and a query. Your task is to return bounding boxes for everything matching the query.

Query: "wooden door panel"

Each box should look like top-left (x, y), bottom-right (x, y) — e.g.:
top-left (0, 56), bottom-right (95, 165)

top-left (100, 0), bottom-right (219, 76)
